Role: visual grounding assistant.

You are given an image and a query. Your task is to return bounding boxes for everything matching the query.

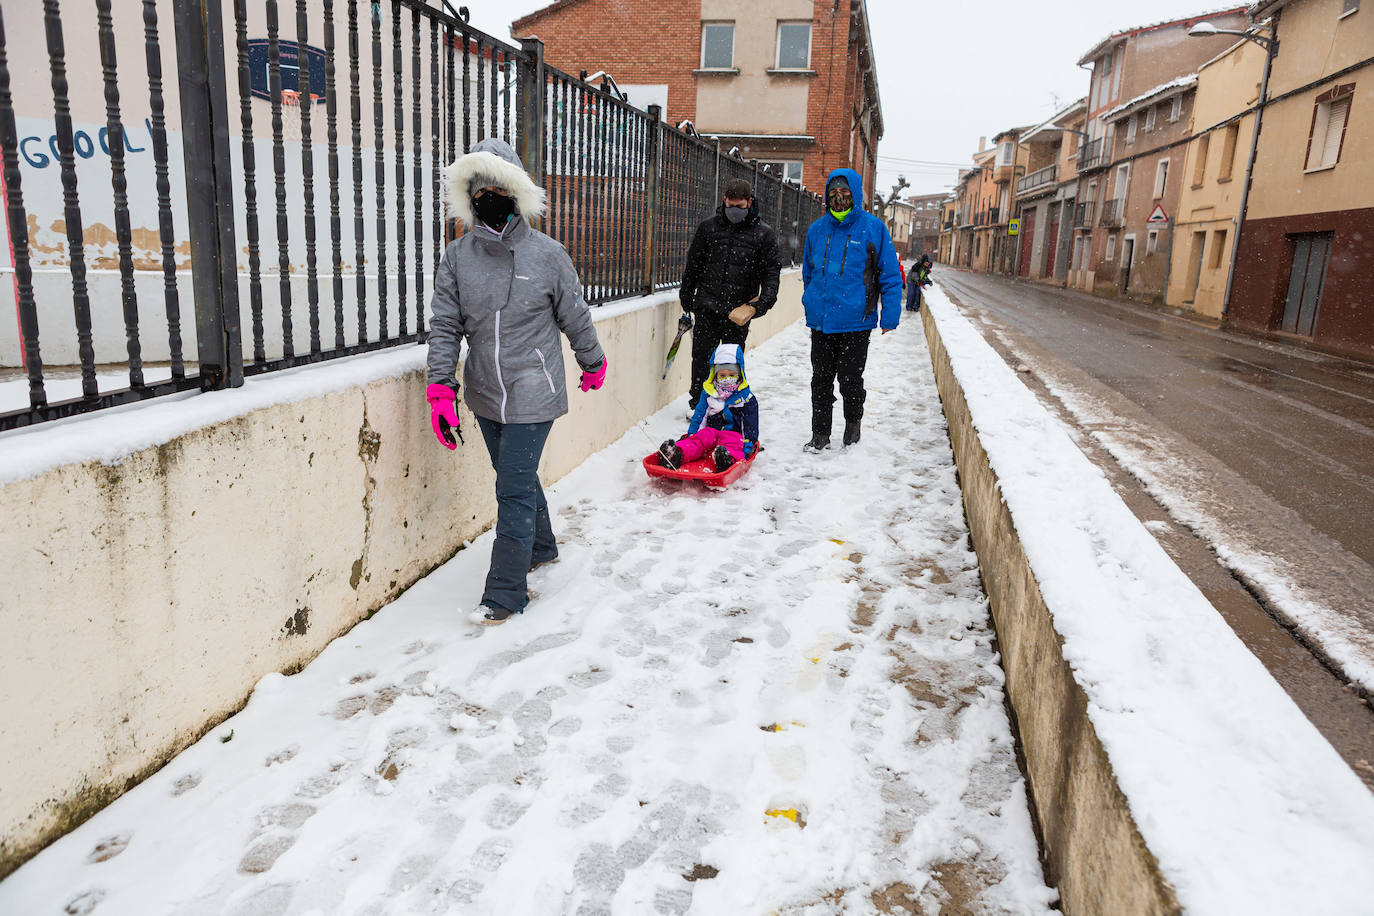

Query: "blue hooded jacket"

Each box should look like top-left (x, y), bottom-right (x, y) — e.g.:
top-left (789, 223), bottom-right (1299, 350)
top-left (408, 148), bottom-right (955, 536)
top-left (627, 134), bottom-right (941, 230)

top-left (687, 343), bottom-right (759, 455)
top-left (801, 168), bottom-right (904, 333)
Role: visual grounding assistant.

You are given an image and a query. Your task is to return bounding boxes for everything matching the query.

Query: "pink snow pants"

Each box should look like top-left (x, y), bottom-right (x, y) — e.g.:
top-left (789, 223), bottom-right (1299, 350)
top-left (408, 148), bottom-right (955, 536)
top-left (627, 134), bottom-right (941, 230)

top-left (677, 428), bottom-right (746, 462)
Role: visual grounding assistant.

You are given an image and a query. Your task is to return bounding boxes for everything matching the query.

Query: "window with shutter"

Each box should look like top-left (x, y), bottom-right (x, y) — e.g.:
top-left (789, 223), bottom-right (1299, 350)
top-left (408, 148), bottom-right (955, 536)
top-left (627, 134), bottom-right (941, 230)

top-left (1192, 134), bottom-right (1209, 186)
top-left (1144, 106), bottom-right (1156, 132)
top-left (1219, 123), bottom-right (1240, 180)
top-left (1125, 115), bottom-right (1137, 144)
top-left (1306, 87), bottom-right (1353, 170)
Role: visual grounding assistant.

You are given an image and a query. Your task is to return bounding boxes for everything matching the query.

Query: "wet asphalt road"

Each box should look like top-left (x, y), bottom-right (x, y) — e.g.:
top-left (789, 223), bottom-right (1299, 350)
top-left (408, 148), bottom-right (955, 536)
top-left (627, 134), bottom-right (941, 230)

top-left (934, 269), bottom-right (1374, 783)
top-left (938, 270), bottom-right (1374, 569)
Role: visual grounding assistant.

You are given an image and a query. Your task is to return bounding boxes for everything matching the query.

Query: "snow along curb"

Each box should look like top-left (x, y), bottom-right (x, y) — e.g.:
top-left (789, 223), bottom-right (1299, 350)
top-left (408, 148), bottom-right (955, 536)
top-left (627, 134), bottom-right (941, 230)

top-left (921, 284), bottom-right (1374, 916)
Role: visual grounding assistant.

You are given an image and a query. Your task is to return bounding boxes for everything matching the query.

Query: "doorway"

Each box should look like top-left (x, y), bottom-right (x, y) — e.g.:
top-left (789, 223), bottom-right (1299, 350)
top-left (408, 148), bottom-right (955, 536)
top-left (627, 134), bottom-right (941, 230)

top-left (1121, 237), bottom-right (1135, 292)
top-left (1018, 209), bottom-right (1036, 277)
top-left (1281, 233), bottom-right (1333, 337)
top-left (1185, 231), bottom-right (1206, 302)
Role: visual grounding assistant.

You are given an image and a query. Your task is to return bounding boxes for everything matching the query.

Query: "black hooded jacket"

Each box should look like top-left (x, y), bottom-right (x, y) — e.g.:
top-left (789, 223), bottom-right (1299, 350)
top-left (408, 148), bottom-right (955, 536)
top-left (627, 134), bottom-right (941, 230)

top-left (680, 199), bottom-right (782, 319)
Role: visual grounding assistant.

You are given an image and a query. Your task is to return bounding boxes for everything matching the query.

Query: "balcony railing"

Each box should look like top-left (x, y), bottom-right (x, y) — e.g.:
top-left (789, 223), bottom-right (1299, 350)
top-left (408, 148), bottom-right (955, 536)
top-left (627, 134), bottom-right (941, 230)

top-left (1099, 198), bottom-right (1124, 227)
top-left (1077, 137), bottom-right (1107, 170)
top-left (1075, 201), bottom-right (1096, 227)
top-left (1016, 163), bottom-right (1058, 196)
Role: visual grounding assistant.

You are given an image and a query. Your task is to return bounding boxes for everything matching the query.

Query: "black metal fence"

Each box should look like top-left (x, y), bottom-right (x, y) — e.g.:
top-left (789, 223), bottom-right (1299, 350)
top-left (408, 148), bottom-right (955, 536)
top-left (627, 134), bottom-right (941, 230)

top-left (0, 0), bottom-right (823, 431)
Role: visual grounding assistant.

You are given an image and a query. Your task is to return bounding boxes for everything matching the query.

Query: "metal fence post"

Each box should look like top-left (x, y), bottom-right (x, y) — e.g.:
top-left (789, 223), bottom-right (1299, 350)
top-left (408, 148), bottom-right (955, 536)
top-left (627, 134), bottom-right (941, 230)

top-left (172, 0), bottom-right (241, 388)
top-left (517, 36), bottom-right (545, 228)
top-left (642, 103), bottom-right (661, 295)
top-left (712, 137), bottom-right (720, 198)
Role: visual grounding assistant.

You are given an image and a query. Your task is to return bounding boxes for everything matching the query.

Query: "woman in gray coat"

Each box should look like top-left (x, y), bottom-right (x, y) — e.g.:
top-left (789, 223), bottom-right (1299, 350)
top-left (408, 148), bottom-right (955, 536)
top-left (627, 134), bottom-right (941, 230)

top-left (426, 138), bottom-right (606, 625)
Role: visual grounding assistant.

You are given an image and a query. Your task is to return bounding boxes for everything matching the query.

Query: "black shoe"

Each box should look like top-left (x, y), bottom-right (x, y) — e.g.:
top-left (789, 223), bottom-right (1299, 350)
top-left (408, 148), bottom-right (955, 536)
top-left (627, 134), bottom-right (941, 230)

top-left (529, 553), bottom-right (558, 572)
top-left (474, 604), bottom-right (520, 626)
top-left (803, 434), bottom-right (830, 452)
top-left (711, 445), bottom-right (735, 472)
top-left (843, 421), bottom-right (861, 446)
top-left (657, 439), bottom-right (684, 470)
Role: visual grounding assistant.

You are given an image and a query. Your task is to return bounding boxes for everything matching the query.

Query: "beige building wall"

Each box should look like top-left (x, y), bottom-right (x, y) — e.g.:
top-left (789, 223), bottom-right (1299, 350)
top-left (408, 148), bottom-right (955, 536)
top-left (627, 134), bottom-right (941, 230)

top-left (1166, 41), bottom-right (1264, 316)
top-left (1246, 0), bottom-right (1374, 221)
top-left (696, 0), bottom-right (813, 135)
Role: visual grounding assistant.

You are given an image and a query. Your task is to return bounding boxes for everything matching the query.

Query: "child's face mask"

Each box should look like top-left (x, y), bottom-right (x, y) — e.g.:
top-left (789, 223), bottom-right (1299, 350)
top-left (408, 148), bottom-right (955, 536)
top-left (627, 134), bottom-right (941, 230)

top-left (715, 371), bottom-right (739, 394)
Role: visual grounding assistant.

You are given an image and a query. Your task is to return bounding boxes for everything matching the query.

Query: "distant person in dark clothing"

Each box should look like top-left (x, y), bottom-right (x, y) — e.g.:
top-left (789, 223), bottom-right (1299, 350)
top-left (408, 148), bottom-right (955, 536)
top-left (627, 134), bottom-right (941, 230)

top-left (680, 178), bottom-right (782, 412)
top-left (906, 254), bottom-right (932, 312)
top-left (800, 168), bottom-right (903, 450)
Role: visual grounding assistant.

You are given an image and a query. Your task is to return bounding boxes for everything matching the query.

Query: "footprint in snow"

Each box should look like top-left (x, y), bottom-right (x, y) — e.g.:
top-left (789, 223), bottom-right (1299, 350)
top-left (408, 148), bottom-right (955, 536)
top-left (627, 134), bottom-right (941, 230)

top-left (573, 842), bottom-right (627, 895)
top-left (264, 745), bottom-right (299, 767)
top-left (62, 890), bottom-right (105, 916)
top-left (170, 771), bottom-right (201, 797)
top-left (470, 836), bottom-right (514, 871)
top-left (568, 666), bottom-right (612, 689)
top-left (484, 794), bottom-right (530, 829)
top-left (238, 834), bottom-right (295, 874)
top-left (255, 803), bottom-right (315, 832)
top-left (86, 834), bottom-right (130, 863)
top-left (549, 715), bottom-right (582, 737)
top-left (653, 886), bottom-right (695, 915)
top-left (512, 697), bottom-right (552, 732)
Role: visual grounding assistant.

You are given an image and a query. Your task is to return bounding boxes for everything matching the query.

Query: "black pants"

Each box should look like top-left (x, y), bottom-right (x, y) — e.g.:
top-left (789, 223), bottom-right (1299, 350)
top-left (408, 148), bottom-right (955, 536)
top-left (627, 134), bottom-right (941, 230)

top-left (810, 328), bottom-right (872, 437)
top-left (475, 417), bottom-right (557, 613)
top-left (688, 310), bottom-right (749, 409)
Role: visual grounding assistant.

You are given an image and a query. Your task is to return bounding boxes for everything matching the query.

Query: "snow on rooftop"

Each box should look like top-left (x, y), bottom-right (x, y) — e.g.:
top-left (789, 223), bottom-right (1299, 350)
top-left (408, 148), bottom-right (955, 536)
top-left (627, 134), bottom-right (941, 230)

top-left (1076, 6), bottom-right (1249, 64)
top-left (1102, 74), bottom-right (1199, 121)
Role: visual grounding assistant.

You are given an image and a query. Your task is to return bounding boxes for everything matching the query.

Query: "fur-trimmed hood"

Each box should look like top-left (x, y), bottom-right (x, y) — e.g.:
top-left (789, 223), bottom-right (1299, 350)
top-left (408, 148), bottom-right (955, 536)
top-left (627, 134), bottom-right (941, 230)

top-left (444, 138), bottom-right (546, 229)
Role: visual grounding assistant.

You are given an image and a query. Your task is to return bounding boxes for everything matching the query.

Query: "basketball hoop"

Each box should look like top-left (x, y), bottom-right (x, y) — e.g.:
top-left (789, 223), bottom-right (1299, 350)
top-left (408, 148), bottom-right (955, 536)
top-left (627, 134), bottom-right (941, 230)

top-left (278, 89), bottom-right (321, 143)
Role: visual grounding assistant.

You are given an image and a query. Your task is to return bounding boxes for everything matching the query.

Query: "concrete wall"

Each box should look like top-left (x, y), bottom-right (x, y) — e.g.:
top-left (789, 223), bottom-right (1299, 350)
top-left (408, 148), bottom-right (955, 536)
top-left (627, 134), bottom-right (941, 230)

top-left (920, 306), bottom-right (1181, 915)
top-left (0, 276), bottom-right (804, 878)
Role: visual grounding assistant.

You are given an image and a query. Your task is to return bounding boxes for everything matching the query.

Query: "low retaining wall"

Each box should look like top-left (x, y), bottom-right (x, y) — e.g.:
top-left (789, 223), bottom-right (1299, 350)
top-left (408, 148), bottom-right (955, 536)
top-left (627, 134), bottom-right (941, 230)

top-left (0, 274), bottom-right (803, 877)
top-left (921, 285), bottom-right (1374, 914)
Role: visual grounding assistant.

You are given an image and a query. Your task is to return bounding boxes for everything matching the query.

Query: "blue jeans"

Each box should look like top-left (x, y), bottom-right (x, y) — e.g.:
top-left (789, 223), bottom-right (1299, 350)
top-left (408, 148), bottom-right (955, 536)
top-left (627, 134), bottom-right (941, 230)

top-left (475, 417), bottom-right (557, 613)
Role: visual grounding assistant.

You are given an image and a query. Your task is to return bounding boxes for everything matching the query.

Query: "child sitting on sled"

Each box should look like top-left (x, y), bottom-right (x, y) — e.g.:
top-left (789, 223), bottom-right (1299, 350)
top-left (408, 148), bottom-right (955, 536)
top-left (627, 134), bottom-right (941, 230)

top-left (658, 343), bottom-right (759, 473)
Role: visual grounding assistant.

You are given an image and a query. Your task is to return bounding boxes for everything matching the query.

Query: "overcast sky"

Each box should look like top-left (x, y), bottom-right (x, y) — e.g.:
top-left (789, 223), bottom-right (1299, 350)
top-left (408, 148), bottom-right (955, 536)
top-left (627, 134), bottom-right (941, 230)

top-left (463, 0), bottom-right (1246, 199)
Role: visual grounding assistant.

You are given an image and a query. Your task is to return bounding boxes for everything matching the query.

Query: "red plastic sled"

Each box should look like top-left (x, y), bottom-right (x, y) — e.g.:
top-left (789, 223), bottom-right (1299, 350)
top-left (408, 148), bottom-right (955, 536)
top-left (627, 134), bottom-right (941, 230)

top-left (642, 447), bottom-right (760, 488)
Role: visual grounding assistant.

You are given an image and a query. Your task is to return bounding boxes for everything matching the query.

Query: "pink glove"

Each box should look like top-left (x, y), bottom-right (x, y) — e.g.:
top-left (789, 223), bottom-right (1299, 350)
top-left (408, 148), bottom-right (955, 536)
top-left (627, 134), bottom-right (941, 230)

top-left (579, 357), bottom-right (607, 392)
top-left (427, 383), bottom-right (461, 449)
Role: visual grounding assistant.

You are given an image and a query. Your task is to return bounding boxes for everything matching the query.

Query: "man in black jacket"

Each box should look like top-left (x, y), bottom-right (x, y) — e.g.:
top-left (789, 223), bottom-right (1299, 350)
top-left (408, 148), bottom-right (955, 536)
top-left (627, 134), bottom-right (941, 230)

top-left (680, 178), bottom-right (781, 411)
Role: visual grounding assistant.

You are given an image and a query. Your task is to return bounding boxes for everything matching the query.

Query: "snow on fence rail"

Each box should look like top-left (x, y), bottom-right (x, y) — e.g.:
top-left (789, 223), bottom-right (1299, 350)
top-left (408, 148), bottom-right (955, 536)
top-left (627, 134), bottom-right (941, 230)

top-left (921, 283), bottom-right (1374, 915)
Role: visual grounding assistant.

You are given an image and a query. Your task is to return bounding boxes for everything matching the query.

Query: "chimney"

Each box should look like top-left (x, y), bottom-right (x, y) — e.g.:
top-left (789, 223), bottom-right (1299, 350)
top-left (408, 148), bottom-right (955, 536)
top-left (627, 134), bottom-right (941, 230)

top-left (978, 136), bottom-right (986, 152)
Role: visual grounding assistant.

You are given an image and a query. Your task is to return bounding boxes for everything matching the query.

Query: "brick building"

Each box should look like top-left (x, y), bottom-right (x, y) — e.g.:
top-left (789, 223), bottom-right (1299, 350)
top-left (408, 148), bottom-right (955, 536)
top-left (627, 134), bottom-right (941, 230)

top-left (510, 0), bottom-right (884, 198)
top-left (1066, 8), bottom-right (1249, 293)
top-left (903, 192), bottom-right (946, 258)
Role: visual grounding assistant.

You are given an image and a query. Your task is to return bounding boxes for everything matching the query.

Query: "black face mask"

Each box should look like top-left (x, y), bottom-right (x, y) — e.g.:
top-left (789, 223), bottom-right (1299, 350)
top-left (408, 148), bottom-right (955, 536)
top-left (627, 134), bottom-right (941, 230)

top-left (472, 190), bottom-right (516, 230)
top-left (724, 205), bottom-right (749, 224)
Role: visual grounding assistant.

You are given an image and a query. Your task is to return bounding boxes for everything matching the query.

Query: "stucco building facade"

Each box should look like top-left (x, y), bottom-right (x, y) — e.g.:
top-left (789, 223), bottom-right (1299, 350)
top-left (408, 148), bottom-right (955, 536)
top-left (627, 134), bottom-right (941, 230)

top-left (1066, 8), bottom-right (1249, 293)
top-left (1228, 0), bottom-right (1374, 360)
top-left (1165, 38), bottom-right (1266, 317)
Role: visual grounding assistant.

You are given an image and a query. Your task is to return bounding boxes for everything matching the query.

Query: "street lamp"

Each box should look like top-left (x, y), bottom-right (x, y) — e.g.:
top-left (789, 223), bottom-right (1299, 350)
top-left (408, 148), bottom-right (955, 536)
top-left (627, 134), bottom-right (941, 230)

top-left (1189, 21), bottom-right (1278, 319)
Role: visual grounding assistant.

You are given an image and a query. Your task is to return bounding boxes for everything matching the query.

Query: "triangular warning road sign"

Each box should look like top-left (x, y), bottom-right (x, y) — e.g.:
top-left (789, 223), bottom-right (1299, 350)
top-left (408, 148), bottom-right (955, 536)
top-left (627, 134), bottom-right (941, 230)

top-left (1147, 204), bottom-right (1169, 223)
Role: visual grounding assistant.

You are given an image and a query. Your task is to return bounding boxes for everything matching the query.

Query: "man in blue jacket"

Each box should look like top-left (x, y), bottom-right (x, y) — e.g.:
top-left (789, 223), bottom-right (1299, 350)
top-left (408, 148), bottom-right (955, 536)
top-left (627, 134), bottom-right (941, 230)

top-left (800, 168), bottom-right (904, 450)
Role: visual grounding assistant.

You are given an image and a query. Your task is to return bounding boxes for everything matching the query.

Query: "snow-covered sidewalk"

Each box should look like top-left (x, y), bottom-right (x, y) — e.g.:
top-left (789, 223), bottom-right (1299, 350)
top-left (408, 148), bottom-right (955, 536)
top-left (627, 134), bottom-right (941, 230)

top-left (0, 320), bottom-right (1055, 915)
